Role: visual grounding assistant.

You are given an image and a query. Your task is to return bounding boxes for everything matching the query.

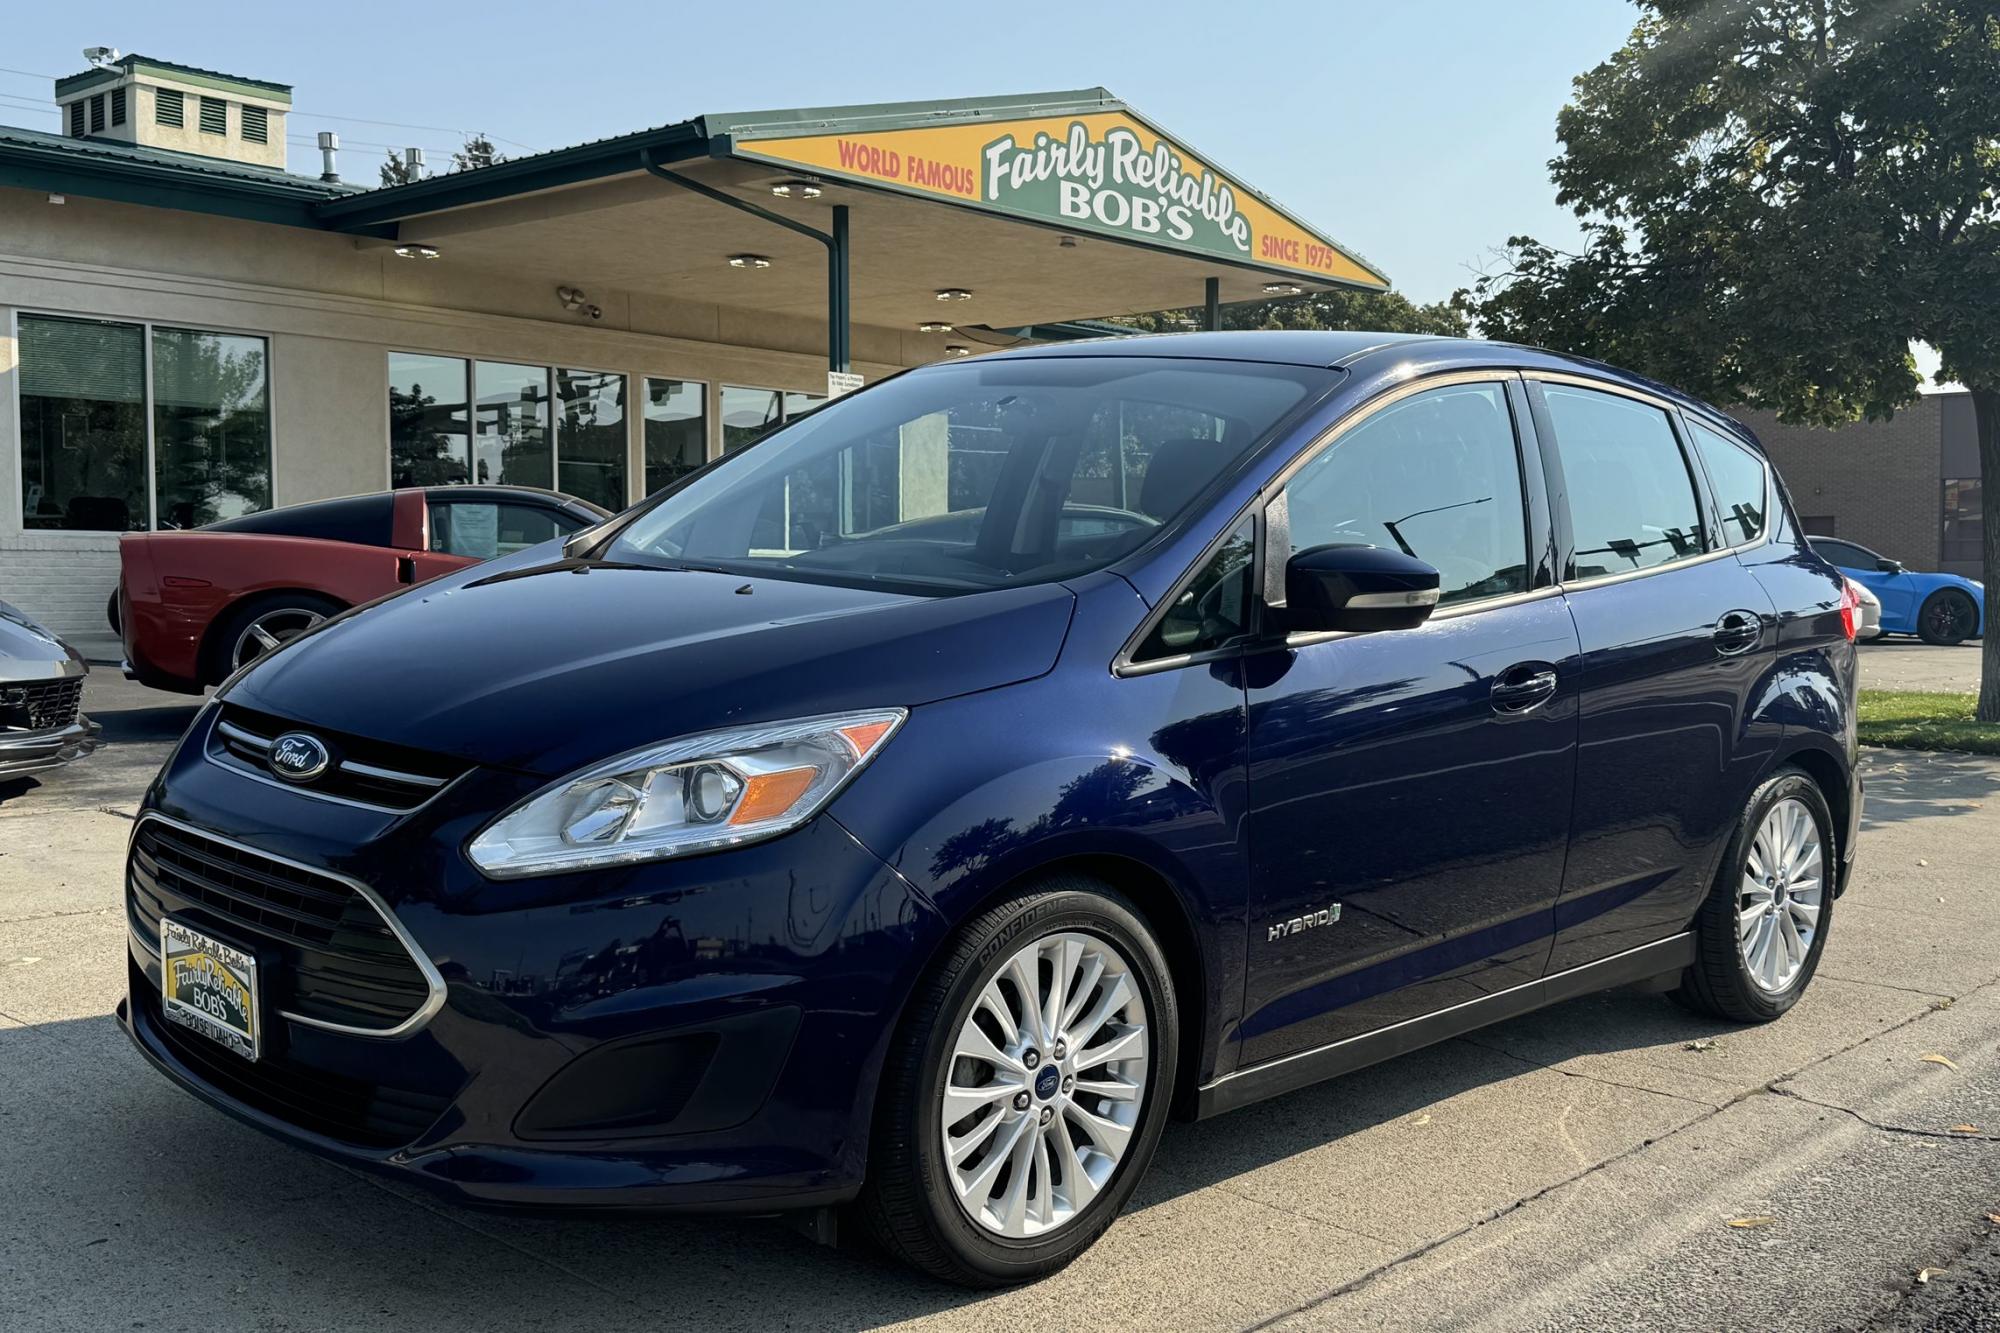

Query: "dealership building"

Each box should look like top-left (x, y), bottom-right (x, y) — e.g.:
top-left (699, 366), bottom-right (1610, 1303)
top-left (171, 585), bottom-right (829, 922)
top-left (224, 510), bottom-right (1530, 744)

top-left (0, 54), bottom-right (1388, 649)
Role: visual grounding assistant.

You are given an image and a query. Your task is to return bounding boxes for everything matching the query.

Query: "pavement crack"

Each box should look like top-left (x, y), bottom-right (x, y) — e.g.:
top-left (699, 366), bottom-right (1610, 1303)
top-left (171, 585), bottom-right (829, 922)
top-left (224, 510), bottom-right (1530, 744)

top-left (1817, 973), bottom-right (1954, 1000)
top-left (1768, 1084), bottom-right (2000, 1143)
top-left (1453, 1035), bottom-right (1722, 1108)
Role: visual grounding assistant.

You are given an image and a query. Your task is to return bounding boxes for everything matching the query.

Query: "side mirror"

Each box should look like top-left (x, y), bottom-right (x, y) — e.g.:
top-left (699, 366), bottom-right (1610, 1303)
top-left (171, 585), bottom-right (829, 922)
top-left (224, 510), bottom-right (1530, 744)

top-left (1282, 544), bottom-right (1442, 634)
top-left (1876, 558), bottom-right (1905, 574)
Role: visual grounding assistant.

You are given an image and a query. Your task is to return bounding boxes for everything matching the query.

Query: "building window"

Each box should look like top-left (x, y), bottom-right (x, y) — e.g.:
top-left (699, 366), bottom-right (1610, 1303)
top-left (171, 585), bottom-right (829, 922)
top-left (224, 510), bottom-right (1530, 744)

top-left (721, 385), bottom-right (822, 453)
top-left (199, 97), bottom-right (227, 136)
top-left (155, 88), bottom-right (184, 128)
top-left (241, 104), bottom-right (268, 144)
top-left (388, 354), bottom-right (632, 505)
top-left (152, 327), bottom-right (273, 528)
top-left (1942, 479), bottom-right (1982, 565)
top-left (1800, 515), bottom-right (1837, 537)
top-left (110, 87), bottom-right (127, 126)
top-left (643, 378), bottom-right (707, 494)
top-left (89, 94), bottom-right (105, 133)
top-left (17, 314), bottom-right (272, 532)
top-left (67, 101), bottom-right (85, 136)
top-left (556, 369), bottom-right (628, 512)
top-left (473, 361), bottom-right (551, 487)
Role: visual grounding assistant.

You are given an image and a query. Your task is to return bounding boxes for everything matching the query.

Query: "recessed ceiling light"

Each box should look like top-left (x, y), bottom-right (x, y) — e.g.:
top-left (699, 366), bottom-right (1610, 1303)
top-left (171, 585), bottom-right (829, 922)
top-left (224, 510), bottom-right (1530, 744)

top-left (770, 180), bottom-right (822, 199)
top-left (1262, 281), bottom-right (1303, 296)
top-left (943, 345), bottom-right (972, 357)
top-left (935, 288), bottom-right (974, 302)
top-left (917, 321), bottom-right (953, 333)
top-left (728, 254), bottom-right (773, 269)
top-left (394, 243), bottom-right (441, 260)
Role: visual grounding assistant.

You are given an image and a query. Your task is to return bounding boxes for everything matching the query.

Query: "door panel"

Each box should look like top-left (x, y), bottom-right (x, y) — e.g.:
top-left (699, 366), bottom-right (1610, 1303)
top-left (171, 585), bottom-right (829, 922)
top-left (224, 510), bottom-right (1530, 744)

top-left (1239, 597), bottom-right (1581, 1062)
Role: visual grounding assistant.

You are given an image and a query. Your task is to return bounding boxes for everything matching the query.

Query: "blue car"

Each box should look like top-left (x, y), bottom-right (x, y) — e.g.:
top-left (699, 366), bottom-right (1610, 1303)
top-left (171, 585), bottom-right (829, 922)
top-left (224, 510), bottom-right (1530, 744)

top-left (120, 332), bottom-right (1861, 1285)
top-left (1805, 536), bottom-right (1984, 645)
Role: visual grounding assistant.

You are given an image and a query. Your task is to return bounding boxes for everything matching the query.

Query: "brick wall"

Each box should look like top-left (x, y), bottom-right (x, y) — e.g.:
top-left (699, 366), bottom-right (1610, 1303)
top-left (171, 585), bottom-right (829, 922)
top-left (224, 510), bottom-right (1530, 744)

top-left (0, 535), bottom-right (120, 648)
top-left (1735, 398), bottom-right (1942, 567)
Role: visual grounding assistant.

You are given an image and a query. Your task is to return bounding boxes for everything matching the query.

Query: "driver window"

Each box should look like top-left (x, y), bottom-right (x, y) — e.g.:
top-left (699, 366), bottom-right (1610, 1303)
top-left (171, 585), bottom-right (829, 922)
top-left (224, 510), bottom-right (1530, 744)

top-left (1283, 383), bottom-right (1530, 608)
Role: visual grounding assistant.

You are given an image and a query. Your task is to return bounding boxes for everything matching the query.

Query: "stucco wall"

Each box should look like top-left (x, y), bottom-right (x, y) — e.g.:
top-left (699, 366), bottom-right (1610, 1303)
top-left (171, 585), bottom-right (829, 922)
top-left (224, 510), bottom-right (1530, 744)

top-left (0, 186), bottom-right (933, 644)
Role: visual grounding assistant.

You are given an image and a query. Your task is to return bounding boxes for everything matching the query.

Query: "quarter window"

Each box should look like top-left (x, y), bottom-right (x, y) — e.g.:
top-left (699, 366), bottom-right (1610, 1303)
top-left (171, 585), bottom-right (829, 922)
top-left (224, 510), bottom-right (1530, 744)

top-left (1134, 516), bottom-right (1256, 661)
top-left (1543, 385), bottom-right (1705, 579)
top-left (1283, 382), bottom-right (1530, 607)
top-left (1689, 421), bottom-right (1768, 546)
top-left (1810, 539), bottom-right (1873, 570)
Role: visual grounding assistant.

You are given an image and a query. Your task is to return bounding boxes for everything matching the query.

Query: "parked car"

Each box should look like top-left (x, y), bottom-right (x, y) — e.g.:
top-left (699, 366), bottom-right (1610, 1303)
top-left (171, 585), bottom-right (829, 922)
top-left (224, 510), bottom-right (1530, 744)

top-left (0, 598), bottom-right (99, 780)
top-left (1846, 577), bottom-right (1883, 640)
top-left (120, 333), bottom-right (1860, 1286)
top-left (116, 485), bottom-right (609, 693)
top-left (1807, 536), bottom-right (1984, 645)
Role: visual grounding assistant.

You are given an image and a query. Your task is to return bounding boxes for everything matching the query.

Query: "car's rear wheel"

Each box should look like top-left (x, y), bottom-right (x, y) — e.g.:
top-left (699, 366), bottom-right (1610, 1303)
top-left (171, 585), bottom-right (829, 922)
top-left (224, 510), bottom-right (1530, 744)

top-left (208, 592), bottom-right (343, 682)
top-left (1676, 767), bottom-right (1833, 1023)
top-left (1917, 589), bottom-right (1977, 646)
top-left (860, 876), bottom-right (1178, 1286)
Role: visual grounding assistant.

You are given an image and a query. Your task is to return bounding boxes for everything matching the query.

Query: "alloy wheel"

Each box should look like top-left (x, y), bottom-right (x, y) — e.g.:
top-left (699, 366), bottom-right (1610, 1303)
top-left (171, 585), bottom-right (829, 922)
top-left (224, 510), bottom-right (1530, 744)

top-left (1925, 595), bottom-right (1970, 643)
top-left (231, 608), bottom-right (326, 672)
top-left (940, 931), bottom-right (1149, 1239)
top-left (1738, 796), bottom-right (1824, 993)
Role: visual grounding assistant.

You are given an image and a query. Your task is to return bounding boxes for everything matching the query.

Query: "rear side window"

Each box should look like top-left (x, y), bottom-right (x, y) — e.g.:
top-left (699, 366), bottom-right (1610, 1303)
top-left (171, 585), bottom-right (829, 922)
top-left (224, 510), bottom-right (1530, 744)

top-left (1810, 539), bottom-right (1872, 569)
top-left (1690, 421), bottom-right (1768, 546)
top-left (1283, 382), bottom-right (1530, 607)
top-left (429, 501), bottom-right (571, 558)
top-left (1543, 385), bottom-right (1705, 579)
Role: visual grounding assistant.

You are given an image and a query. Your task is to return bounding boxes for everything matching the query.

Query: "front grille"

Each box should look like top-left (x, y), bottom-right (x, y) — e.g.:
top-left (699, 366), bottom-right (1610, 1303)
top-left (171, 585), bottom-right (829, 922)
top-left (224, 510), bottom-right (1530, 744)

top-left (208, 703), bottom-right (469, 812)
top-left (127, 819), bottom-right (434, 1032)
top-left (1, 677), bottom-right (83, 732)
top-left (136, 963), bottom-right (452, 1149)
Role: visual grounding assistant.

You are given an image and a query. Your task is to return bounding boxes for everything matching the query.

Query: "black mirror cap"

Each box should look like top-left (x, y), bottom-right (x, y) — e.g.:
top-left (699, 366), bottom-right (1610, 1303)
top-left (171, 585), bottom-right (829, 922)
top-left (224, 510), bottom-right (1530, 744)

top-left (1283, 544), bottom-right (1442, 634)
top-left (1876, 558), bottom-right (1904, 574)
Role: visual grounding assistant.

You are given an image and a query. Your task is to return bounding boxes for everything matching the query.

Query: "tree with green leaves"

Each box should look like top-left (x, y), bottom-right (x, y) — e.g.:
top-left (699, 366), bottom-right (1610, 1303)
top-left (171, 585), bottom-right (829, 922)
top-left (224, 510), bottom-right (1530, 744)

top-left (1470, 0), bottom-right (2000, 720)
top-left (1119, 286), bottom-right (1467, 338)
top-left (378, 132), bottom-right (508, 186)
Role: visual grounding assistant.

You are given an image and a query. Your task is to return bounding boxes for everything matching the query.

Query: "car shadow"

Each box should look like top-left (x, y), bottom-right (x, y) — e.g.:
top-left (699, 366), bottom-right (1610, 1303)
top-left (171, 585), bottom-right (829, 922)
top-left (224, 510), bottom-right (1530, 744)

top-left (93, 703), bottom-right (202, 745)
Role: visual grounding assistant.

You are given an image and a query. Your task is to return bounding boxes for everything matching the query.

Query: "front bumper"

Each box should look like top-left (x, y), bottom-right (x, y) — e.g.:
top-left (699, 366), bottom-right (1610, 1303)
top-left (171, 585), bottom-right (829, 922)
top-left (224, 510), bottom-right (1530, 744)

top-left (122, 708), bottom-right (944, 1213)
top-left (0, 716), bottom-right (101, 777)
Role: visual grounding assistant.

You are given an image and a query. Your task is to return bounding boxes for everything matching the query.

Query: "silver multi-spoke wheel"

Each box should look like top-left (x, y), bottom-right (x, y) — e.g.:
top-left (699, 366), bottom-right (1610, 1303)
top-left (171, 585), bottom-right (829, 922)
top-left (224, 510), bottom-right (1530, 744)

top-left (1738, 796), bottom-right (1824, 993)
top-left (941, 931), bottom-right (1149, 1239)
top-left (231, 608), bottom-right (325, 672)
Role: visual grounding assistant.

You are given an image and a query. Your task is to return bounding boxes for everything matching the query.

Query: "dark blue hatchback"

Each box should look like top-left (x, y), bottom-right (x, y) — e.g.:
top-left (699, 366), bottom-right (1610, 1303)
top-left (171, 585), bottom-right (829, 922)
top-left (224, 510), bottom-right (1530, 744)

top-left (121, 332), bottom-right (1862, 1286)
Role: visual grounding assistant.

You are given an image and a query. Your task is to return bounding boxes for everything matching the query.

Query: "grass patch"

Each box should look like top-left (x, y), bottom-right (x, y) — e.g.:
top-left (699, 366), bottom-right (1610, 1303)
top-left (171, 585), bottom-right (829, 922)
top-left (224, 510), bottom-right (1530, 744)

top-left (1857, 690), bottom-right (2000, 755)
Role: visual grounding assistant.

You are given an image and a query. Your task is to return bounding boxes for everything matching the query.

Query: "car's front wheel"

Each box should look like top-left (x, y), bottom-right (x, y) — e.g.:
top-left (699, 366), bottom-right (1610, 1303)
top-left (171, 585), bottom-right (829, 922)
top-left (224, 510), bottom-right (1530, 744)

top-left (1918, 589), bottom-right (1978, 646)
top-left (860, 877), bottom-right (1178, 1286)
top-left (1677, 767), bottom-right (1834, 1022)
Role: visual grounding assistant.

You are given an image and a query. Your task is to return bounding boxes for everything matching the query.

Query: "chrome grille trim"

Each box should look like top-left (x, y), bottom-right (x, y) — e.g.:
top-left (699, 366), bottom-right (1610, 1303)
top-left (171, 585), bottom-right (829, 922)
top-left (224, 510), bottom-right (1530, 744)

top-left (207, 715), bottom-right (462, 813)
top-left (128, 811), bottom-right (447, 1039)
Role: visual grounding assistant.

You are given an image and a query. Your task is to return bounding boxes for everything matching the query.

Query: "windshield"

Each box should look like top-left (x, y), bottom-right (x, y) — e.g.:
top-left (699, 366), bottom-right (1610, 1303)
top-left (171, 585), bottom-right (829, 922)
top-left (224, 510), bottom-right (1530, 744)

top-left (611, 356), bottom-right (1329, 593)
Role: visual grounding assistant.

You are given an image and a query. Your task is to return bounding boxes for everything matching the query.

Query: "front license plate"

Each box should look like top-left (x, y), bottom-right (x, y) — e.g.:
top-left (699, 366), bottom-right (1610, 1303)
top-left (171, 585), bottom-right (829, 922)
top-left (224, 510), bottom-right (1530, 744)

top-left (159, 917), bottom-right (262, 1062)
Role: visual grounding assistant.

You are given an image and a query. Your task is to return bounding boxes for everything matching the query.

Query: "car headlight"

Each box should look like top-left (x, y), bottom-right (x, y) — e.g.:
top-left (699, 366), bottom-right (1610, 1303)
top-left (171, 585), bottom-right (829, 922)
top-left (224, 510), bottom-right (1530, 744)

top-left (467, 708), bottom-right (905, 879)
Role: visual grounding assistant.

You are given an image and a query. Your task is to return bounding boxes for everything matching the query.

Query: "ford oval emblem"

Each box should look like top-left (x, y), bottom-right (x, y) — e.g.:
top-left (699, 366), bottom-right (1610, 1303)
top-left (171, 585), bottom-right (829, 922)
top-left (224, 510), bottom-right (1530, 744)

top-left (268, 732), bottom-right (331, 783)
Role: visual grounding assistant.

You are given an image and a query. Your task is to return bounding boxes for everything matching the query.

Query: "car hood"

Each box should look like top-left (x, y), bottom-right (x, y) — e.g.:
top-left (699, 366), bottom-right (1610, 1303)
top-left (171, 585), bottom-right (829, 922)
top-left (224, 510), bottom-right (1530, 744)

top-left (0, 598), bottom-right (82, 676)
top-left (227, 555), bottom-right (1078, 777)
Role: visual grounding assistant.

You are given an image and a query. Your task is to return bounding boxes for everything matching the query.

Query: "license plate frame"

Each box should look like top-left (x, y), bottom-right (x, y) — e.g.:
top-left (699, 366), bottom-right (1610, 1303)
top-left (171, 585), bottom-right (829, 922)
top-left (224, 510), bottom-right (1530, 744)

top-left (159, 916), bottom-right (263, 1062)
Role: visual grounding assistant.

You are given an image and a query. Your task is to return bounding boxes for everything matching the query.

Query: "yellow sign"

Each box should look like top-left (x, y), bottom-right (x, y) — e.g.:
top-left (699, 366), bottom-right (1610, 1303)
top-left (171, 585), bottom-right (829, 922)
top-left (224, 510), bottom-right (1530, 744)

top-left (730, 110), bottom-right (1387, 290)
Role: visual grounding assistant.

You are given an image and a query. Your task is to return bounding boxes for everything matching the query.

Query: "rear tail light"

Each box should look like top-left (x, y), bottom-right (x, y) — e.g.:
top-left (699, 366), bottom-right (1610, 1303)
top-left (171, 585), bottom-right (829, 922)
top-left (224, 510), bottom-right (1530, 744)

top-left (1838, 579), bottom-right (1861, 642)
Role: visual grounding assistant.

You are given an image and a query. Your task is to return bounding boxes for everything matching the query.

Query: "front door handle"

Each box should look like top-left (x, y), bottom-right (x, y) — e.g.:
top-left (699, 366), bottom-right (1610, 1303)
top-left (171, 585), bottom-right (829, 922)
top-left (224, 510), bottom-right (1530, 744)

top-left (1713, 609), bottom-right (1762, 655)
top-left (1491, 664), bottom-right (1559, 714)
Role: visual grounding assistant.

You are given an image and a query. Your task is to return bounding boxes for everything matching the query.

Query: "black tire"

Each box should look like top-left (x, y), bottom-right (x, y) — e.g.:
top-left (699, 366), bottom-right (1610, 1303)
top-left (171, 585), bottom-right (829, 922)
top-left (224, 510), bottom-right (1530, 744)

top-left (859, 876), bottom-right (1179, 1287)
top-left (1917, 589), bottom-right (1977, 646)
top-left (1676, 767), bottom-right (1835, 1023)
top-left (105, 589), bottom-right (121, 636)
top-left (203, 591), bottom-right (344, 684)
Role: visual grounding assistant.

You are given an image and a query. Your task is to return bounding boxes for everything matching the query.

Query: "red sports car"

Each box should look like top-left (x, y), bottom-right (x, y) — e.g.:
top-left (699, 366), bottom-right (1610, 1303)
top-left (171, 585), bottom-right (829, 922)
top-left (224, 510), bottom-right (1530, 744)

top-left (116, 485), bottom-right (608, 694)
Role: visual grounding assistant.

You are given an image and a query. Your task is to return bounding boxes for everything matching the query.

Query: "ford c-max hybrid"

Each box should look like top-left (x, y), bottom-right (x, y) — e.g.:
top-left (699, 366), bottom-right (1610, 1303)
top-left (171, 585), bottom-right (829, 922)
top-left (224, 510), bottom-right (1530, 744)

top-left (121, 332), bottom-right (1860, 1286)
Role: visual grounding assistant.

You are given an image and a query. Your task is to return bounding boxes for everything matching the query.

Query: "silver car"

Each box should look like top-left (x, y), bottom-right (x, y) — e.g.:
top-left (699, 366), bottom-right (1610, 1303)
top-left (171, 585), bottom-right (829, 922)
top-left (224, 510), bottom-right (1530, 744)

top-left (0, 599), bottom-right (99, 779)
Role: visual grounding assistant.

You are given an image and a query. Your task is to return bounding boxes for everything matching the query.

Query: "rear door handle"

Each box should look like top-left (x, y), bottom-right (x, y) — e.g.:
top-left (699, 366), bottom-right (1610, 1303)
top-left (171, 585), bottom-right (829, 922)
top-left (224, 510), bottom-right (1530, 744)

top-left (1713, 609), bottom-right (1762, 655)
top-left (1491, 664), bottom-right (1559, 714)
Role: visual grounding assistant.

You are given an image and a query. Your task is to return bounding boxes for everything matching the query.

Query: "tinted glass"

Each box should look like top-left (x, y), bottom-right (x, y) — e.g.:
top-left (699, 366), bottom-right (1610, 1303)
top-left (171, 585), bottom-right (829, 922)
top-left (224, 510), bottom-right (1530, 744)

top-left (1285, 383), bottom-right (1529, 607)
top-left (429, 501), bottom-right (568, 558)
top-left (153, 327), bottom-right (272, 529)
top-left (390, 353), bottom-right (470, 487)
top-left (1942, 479), bottom-right (1981, 565)
top-left (556, 369), bottom-right (627, 511)
top-left (1135, 516), bottom-right (1256, 660)
top-left (18, 315), bottom-right (147, 531)
top-left (721, 386), bottom-right (783, 452)
top-left (1544, 385), bottom-right (1704, 578)
top-left (614, 358), bottom-right (1324, 593)
top-left (474, 361), bottom-right (552, 488)
top-left (644, 378), bottom-right (707, 494)
top-left (1690, 421), bottom-right (1767, 546)
top-left (1810, 539), bottom-right (1872, 569)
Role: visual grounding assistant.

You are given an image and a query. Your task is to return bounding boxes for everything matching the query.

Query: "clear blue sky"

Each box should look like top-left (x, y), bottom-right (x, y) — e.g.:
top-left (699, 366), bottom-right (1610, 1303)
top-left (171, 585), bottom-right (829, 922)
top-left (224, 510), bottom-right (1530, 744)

top-left (1, 0), bottom-right (1642, 305)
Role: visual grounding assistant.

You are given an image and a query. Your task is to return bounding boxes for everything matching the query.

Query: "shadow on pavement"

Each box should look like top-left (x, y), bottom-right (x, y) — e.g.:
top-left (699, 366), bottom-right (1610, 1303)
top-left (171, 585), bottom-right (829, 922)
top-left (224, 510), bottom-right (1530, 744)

top-left (1858, 750), bottom-right (2000, 829)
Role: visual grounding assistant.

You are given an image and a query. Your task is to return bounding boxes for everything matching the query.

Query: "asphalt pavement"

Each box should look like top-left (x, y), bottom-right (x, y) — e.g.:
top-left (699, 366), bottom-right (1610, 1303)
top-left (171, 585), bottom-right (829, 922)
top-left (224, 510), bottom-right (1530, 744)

top-left (1859, 638), bottom-right (1987, 694)
top-left (2, 670), bottom-right (1997, 1332)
